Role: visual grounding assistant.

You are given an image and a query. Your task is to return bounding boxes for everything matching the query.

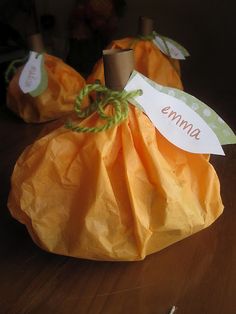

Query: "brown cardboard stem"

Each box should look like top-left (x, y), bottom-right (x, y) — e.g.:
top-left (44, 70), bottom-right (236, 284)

top-left (138, 16), bottom-right (154, 36)
top-left (27, 33), bottom-right (45, 53)
top-left (26, 0), bottom-right (45, 53)
top-left (103, 49), bottom-right (134, 91)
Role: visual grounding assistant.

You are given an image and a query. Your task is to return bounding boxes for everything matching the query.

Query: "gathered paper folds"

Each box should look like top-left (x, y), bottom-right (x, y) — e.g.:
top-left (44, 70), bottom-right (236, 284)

top-left (7, 54), bottom-right (85, 123)
top-left (7, 45), bottom-right (224, 261)
top-left (87, 37), bottom-right (182, 90)
top-left (8, 103), bottom-right (223, 261)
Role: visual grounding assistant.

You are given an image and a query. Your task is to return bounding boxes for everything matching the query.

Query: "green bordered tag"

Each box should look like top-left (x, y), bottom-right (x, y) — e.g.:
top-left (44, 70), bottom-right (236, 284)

top-left (19, 51), bottom-right (48, 97)
top-left (125, 71), bottom-right (236, 155)
top-left (153, 32), bottom-right (190, 60)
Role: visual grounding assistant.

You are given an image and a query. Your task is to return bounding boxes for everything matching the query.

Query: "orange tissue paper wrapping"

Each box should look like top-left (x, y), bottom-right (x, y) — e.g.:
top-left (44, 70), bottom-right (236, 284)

top-left (6, 54), bottom-right (85, 123)
top-left (87, 38), bottom-right (183, 90)
top-left (8, 103), bottom-right (223, 261)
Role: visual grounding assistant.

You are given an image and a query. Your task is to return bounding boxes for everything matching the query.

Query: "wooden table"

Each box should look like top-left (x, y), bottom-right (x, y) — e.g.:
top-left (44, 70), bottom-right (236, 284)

top-left (0, 88), bottom-right (235, 314)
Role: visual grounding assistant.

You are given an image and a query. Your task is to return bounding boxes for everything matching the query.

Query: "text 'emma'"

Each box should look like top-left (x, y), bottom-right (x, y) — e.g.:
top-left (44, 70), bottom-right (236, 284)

top-left (161, 106), bottom-right (201, 140)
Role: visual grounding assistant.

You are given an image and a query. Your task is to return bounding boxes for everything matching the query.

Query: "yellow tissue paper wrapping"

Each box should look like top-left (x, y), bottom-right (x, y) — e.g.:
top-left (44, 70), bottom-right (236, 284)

top-left (6, 54), bottom-right (85, 123)
top-left (87, 38), bottom-right (183, 90)
top-left (8, 105), bottom-right (223, 261)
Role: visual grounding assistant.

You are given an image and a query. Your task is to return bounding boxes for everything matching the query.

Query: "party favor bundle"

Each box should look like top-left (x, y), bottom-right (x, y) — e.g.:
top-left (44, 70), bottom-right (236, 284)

top-left (6, 51), bottom-right (85, 123)
top-left (87, 17), bottom-right (186, 90)
top-left (8, 49), bottom-right (236, 261)
top-left (5, 3), bottom-right (86, 124)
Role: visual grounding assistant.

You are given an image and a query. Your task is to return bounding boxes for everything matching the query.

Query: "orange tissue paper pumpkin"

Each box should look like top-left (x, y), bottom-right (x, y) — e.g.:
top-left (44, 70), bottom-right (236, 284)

top-left (6, 53), bottom-right (85, 123)
top-left (8, 49), bottom-right (223, 261)
top-left (87, 16), bottom-right (183, 90)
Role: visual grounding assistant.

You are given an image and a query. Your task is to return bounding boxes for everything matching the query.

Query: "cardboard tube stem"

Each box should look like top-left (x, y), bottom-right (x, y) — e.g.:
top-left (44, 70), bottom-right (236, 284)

top-left (28, 33), bottom-right (45, 53)
top-left (103, 49), bottom-right (134, 91)
top-left (138, 16), bottom-right (154, 36)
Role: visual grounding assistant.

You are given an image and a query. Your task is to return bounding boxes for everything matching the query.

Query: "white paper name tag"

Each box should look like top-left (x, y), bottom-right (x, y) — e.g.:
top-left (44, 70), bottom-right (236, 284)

top-left (153, 34), bottom-right (190, 60)
top-left (125, 72), bottom-right (236, 155)
top-left (19, 51), bottom-right (48, 96)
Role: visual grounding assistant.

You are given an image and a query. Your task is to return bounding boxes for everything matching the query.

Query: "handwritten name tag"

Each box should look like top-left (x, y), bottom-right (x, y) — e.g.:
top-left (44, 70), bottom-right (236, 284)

top-left (19, 51), bottom-right (48, 97)
top-left (161, 105), bottom-right (201, 140)
top-left (124, 72), bottom-right (232, 155)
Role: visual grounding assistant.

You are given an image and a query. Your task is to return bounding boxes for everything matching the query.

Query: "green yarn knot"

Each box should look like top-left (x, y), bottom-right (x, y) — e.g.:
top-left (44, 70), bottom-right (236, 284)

top-left (137, 32), bottom-right (156, 41)
top-left (134, 31), bottom-right (171, 57)
top-left (5, 55), bottom-right (28, 84)
top-left (65, 83), bottom-right (142, 133)
top-left (129, 31), bottom-right (170, 56)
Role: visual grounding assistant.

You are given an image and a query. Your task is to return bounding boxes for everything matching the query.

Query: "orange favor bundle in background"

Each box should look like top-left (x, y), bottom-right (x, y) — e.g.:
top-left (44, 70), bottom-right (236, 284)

top-left (87, 17), bottom-right (183, 90)
top-left (8, 49), bottom-right (223, 261)
top-left (6, 53), bottom-right (85, 123)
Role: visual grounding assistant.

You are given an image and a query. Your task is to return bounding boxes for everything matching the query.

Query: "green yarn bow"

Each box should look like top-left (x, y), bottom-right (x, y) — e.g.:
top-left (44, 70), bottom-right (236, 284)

top-left (65, 83), bottom-right (142, 133)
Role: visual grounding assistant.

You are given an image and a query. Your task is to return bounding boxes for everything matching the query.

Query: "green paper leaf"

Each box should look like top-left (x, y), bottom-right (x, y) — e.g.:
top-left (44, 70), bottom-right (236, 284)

top-left (29, 54), bottom-right (48, 97)
top-left (129, 71), bottom-right (236, 146)
top-left (153, 32), bottom-right (190, 59)
top-left (162, 36), bottom-right (190, 57)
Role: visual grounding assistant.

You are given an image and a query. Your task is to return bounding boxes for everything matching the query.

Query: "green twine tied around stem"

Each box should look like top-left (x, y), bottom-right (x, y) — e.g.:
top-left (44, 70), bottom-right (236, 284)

top-left (65, 83), bottom-right (142, 133)
top-left (137, 32), bottom-right (156, 41)
top-left (129, 31), bottom-right (171, 57)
